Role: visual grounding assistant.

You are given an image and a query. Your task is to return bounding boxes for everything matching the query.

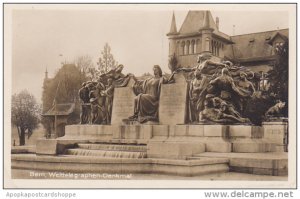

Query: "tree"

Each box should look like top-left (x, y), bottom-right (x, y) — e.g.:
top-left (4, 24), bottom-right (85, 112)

top-left (97, 43), bottom-right (118, 73)
top-left (74, 55), bottom-right (97, 80)
top-left (168, 53), bottom-right (178, 72)
top-left (268, 41), bottom-right (289, 116)
top-left (43, 64), bottom-right (86, 106)
top-left (41, 64), bottom-right (87, 133)
top-left (11, 90), bottom-right (40, 145)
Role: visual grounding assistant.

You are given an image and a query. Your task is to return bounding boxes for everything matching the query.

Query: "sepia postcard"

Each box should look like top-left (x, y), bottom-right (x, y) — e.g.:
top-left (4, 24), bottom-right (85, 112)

top-left (3, 3), bottom-right (297, 188)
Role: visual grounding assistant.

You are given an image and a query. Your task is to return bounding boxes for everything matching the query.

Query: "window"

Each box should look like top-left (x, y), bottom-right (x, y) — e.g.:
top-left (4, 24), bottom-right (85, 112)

top-left (211, 40), bottom-right (215, 55)
top-left (265, 36), bottom-right (271, 41)
top-left (176, 41), bottom-right (180, 55)
top-left (211, 40), bottom-right (221, 57)
top-left (195, 39), bottom-right (200, 54)
top-left (191, 40), bottom-right (195, 54)
top-left (205, 37), bottom-right (210, 51)
top-left (181, 41), bottom-right (185, 55)
top-left (186, 41), bottom-right (190, 55)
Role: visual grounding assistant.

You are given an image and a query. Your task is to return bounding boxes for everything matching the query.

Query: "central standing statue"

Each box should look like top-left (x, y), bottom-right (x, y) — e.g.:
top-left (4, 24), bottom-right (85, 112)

top-left (128, 65), bottom-right (175, 123)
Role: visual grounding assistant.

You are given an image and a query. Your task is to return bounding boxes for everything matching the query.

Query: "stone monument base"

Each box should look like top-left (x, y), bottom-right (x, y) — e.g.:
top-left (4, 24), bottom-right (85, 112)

top-left (13, 123), bottom-right (288, 177)
top-left (263, 119), bottom-right (288, 152)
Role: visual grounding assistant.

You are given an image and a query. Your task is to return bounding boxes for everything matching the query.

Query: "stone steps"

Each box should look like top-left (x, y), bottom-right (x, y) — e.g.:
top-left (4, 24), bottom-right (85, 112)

top-left (190, 152), bottom-right (288, 176)
top-left (77, 143), bottom-right (147, 152)
top-left (11, 154), bottom-right (229, 177)
top-left (65, 148), bottom-right (147, 159)
top-left (64, 143), bottom-right (148, 159)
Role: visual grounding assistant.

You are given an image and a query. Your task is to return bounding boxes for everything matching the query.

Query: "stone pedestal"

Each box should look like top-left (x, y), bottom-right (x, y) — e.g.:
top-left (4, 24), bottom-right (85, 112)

top-left (111, 87), bottom-right (136, 124)
top-left (229, 125), bottom-right (263, 138)
top-left (64, 125), bottom-right (114, 141)
top-left (113, 125), bottom-right (153, 141)
top-left (36, 139), bottom-right (77, 155)
top-left (263, 120), bottom-right (288, 152)
top-left (159, 73), bottom-right (188, 125)
top-left (61, 123), bottom-right (277, 153)
top-left (147, 141), bottom-right (205, 159)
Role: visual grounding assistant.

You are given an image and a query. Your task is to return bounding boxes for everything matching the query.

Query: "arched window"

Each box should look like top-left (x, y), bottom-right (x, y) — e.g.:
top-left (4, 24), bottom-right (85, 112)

top-left (186, 41), bottom-right (190, 55)
top-left (176, 41), bottom-right (180, 55)
top-left (191, 40), bottom-right (195, 54)
top-left (196, 39), bottom-right (200, 53)
top-left (205, 37), bottom-right (210, 52)
top-left (181, 41), bottom-right (185, 55)
top-left (211, 40), bottom-right (215, 55)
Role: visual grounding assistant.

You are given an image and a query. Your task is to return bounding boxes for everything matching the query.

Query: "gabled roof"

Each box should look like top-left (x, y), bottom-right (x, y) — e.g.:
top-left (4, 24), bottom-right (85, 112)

top-left (43, 103), bottom-right (75, 116)
top-left (178, 10), bottom-right (231, 42)
top-left (179, 11), bottom-right (217, 34)
top-left (268, 32), bottom-right (288, 45)
top-left (224, 29), bottom-right (289, 62)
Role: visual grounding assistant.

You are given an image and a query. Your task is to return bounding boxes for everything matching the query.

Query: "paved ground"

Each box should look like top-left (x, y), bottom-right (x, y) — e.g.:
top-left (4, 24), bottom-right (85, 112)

top-left (194, 152), bottom-right (288, 159)
top-left (11, 169), bottom-right (287, 181)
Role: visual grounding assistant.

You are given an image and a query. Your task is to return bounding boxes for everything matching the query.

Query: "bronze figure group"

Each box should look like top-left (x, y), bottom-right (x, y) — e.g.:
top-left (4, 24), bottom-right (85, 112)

top-left (79, 54), bottom-right (285, 125)
top-left (179, 54), bottom-right (256, 124)
top-left (78, 64), bottom-right (133, 124)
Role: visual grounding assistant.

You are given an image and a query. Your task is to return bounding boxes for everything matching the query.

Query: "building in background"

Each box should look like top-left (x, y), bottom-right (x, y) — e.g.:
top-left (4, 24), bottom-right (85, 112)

top-left (167, 10), bottom-right (288, 75)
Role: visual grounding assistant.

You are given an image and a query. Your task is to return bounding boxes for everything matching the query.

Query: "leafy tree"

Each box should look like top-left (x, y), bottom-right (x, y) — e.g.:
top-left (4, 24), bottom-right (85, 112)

top-left (11, 90), bottom-right (41, 145)
top-left (74, 55), bottom-right (97, 80)
top-left (168, 53), bottom-right (178, 72)
top-left (41, 64), bottom-right (87, 133)
top-left (97, 43), bottom-right (118, 73)
top-left (268, 41), bottom-right (288, 116)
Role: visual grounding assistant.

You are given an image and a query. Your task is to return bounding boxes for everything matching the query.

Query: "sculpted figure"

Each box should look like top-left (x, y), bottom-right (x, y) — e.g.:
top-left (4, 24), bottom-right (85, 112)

top-left (90, 97), bottom-right (104, 124)
top-left (177, 54), bottom-right (227, 118)
top-left (236, 72), bottom-right (256, 113)
top-left (237, 72), bottom-right (256, 95)
top-left (128, 65), bottom-right (175, 123)
top-left (87, 79), bottom-right (107, 124)
top-left (78, 82), bottom-right (91, 124)
top-left (105, 64), bottom-right (135, 87)
top-left (204, 68), bottom-right (251, 123)
top-left (211, 96), bottom-right (242, 119)
top-left (265, 100), bottom-right (286, 118)
top-left (209, 68), bottom-right (249, 102)
top-left (199, 95), bottom-right (250, 123)
top-left (101, 78), bottom-right (115, 124)
top-left (188, 70), bottom-right (205, 122)
top-left (177, 54), bottom-right (226, 78)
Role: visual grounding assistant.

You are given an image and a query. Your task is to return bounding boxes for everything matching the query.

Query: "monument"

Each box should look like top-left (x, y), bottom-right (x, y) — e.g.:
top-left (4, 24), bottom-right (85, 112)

top-left (12, 53), bottom-right (288, 177)
top-left (10, 9), bottom-right (289, 181)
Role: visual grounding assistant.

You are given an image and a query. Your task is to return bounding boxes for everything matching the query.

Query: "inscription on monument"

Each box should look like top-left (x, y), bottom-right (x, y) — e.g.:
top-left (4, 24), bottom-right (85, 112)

top-left (111, 87), bottom-right (135, 124)
top-left (159, 74), bottom-right (188, 125)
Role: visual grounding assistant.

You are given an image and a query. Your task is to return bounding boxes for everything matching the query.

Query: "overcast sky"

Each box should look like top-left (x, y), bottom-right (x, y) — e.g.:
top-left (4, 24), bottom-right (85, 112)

top-left (10, 6), bottom-right (289, 103)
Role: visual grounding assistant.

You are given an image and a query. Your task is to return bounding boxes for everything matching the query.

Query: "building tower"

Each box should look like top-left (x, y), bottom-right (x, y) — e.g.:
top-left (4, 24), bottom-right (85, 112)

top-left (199, 10), bottom-right (214, 55)
top-left (167, 12), bottom-right (179, 57)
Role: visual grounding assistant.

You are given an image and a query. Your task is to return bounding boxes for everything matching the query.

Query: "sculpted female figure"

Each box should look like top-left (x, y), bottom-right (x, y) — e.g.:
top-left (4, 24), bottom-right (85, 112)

top-left (236, 72), bottom-right (256, 113)
top-left (237, 72), bottom-right (256, 95)
top-left (128, 65), bottom-right (175, 123)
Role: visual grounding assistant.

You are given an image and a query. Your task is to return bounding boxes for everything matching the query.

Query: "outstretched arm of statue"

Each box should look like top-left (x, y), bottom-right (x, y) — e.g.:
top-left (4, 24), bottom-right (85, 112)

top-left (206, 60), bottom-right (227, 68)
top-left (166, 71), bottom-right (177, 83)
top-left (129, 74), bottom-right (138, 82)
top-left (176, 67), bottom-right (195, 73)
